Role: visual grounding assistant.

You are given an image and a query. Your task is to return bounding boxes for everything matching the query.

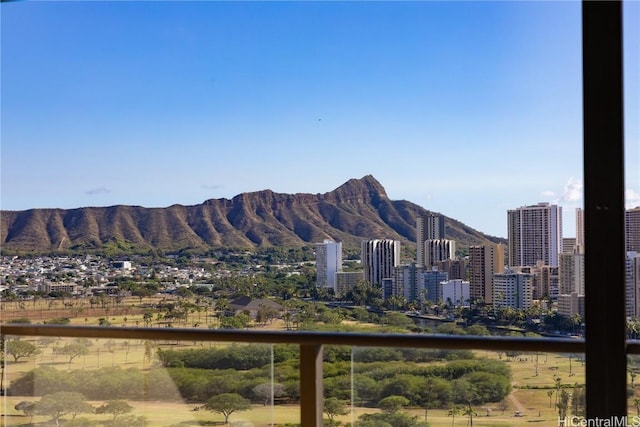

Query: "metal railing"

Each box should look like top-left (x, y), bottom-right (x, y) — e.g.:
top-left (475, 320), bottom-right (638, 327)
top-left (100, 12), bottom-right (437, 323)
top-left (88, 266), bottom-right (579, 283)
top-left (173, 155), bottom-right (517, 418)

top-left (2, 323), bottom-right (595, 426)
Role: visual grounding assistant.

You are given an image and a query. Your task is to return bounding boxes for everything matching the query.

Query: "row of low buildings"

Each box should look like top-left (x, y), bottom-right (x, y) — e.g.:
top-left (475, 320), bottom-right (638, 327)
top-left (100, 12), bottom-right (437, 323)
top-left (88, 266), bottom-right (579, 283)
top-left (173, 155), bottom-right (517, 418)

top-left (315, 205), bottom-right (640, 319)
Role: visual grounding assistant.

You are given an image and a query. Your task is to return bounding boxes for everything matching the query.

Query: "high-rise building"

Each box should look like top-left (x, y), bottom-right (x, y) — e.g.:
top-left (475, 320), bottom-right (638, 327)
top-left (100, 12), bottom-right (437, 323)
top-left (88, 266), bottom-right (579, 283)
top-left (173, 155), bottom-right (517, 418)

top-left (335, 271), bottom-right (362, 298)
top-left (559, 247), bottom-right (585, 295)
top-left (424, 239), bottom-right (456, 267)
top-left (394, 263), bottom-right (425, 303)
top-left (576, 208), bottom-right (585, 248)
top-left (557, 292), bottom-right (585, 318)
top-left (361, 239), bottom-right (400, 286)
top-left (433, 259), bottom-right (467, 280)
top-left (469, 243), bottom-right (504, 304)
top-left (562, 238), bottom-right (577, 254)
top-left (441, 279), bottom-right (470, 307)
top-left (520, 262), bottom-right (559, 301)
top-left (507, 202), bottom-right (562, 268)
top-left (423, 267), bottom-right (448, 304)
top-left (315, 240), bottom-right (342, 293)
top-left (416, 213), bottom-right (445, 267)
top-left (626, 207), bottom-right (640, 252)
top-left (626, 252), bottom-right (640, 317)
top-left (492, 269), bottom-right (533, 311)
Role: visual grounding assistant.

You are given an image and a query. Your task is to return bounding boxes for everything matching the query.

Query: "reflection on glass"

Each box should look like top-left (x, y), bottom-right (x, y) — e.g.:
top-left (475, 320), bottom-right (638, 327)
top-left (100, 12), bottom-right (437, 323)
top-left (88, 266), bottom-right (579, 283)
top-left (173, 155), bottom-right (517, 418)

top-left (2, 337), bottom-right (300, 426)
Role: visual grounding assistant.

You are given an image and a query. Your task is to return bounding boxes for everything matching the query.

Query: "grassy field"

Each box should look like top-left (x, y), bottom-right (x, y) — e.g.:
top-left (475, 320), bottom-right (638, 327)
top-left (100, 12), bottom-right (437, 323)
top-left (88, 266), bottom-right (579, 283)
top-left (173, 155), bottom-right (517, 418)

top-left (0, 303), bottom-right (631, 426)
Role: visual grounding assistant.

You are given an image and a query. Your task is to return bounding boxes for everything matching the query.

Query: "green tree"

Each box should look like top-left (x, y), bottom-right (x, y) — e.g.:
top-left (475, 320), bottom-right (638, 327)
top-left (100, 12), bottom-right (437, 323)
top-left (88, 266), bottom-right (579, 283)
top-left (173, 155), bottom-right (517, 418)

top-left (5, 339), bottom-right (40, 362)
top-left (436, 323), bottom-right (467, 335)
top-left (466, 324), bottom-right (490, 336)
top-left (379, 395), bottom-right (410, 414)
top-left (252, 382), bottom-right (286, 406)
top-left (557, 388), bottom-right (570, 425)
top-left (204, 393), bottom-right (251, 424)
top-left (59, 342), bottom-right (89, 364)
top-left (422, 376), bottom-right (452, 424)
top-left (463, 405), bottom-right (477, 427)
top-left (95, 399), bottom-right (134, 420)
top-left (35, 391), bottom-right (93, 427)
top-left (324, 397), bottom-right (348, 426)
top-left (14, 400), bottom-right (36, 423)
top-left (448, 405), bottom-right (461, 427)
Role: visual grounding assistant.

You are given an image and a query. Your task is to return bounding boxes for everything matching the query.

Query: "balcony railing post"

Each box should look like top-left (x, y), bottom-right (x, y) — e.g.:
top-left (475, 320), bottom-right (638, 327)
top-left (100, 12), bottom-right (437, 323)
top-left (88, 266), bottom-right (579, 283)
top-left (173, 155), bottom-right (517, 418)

top-left (300, 343), bottom-right (323, 427)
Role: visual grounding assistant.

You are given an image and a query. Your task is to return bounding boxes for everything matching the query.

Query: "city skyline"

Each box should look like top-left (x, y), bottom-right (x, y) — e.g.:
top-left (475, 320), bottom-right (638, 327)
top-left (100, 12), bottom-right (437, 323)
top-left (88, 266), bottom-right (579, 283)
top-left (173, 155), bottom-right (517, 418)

top-left (2, 1), bottom-right (638, 239)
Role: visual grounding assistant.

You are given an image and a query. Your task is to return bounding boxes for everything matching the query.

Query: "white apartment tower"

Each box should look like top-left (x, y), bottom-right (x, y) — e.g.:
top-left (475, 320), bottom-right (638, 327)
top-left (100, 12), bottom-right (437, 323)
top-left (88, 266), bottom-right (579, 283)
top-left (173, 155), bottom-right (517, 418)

top-left (361, 239), bottom-right (400, 286)
top-left (492, 269), bottom-right (534, 311)
top-left (626, 207), bottom-right (640, 252)
top-left (508, 202), bottom-right (562, 268)
top-left (469, 243), bottom-right (504, 304)
top-left (315, 240), bottom-right (342, 293)
top-left (441, 279), bottom-right (471, 307)
top-left (424, 239), bottom-right (456, 267)
top-left (416, 213), bottom-right (445, 267)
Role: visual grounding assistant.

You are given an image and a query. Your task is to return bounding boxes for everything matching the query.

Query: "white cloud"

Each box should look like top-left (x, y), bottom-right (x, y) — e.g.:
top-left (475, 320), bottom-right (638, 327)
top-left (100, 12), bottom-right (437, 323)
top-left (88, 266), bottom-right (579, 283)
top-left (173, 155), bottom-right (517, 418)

top-left (202, 184), bottom-right (224, 190)
top-left (85, 186), bottom-right (110, 195)
top-left (626, 189), bottom-right (640, 209)
top-left (541, 190), bottom-right (556, 198)
top-left (561, 177), bottom-right (583, 203)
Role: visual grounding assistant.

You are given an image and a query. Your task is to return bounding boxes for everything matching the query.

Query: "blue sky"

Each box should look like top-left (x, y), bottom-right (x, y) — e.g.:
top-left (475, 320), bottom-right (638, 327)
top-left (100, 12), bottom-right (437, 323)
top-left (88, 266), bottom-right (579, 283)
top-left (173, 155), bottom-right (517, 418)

top-left (1, 1), bottom-right (638, 239)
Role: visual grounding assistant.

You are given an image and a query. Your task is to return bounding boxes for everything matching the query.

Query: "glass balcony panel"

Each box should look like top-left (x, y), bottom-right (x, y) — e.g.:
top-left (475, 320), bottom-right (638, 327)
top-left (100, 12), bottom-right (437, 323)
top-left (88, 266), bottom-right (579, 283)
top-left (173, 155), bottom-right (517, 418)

top-left (349, 346), bottom-right (585, 427)
top-left (2, 336), bottom-right (299, 426)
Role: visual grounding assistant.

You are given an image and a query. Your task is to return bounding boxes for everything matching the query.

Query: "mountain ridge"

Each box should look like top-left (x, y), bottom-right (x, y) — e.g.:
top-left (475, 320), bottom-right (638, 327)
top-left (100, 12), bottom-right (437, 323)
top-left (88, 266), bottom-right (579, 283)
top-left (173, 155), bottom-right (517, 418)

top-left (1, 176), bottom-right (504, 253)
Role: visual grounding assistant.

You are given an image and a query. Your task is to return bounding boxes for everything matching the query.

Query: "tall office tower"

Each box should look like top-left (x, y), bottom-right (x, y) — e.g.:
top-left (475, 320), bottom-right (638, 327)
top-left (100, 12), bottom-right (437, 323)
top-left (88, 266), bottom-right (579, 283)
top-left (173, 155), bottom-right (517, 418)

top-left (394, 263), bottom-right (425, 303)
top-left (315, 240), bottom-right (342, 293)
top-left (424, 239), bottom-right (456, 267)
top-left (576, 208), bottom-right (585, 248)
top-left (469, 243), bottom-right (504, 304)
top-left (626, 207), bottom-right (640, 252)
top-left (559, 246), bottom-right (585, 295)
top-left (492, 269), bottom-right (533, 311)
top-left (626, 252), bottom-right (640, 317)
top-left (416, 213), bottom-right (446, 267)
top-left (507, 202), bottom-right (563, 268)
top-left (361, 239), bottom-right (400, 286)
top-left (434, 259), bottom-right (467, 280)
top-left (423, 267), bottom-right (449, 304)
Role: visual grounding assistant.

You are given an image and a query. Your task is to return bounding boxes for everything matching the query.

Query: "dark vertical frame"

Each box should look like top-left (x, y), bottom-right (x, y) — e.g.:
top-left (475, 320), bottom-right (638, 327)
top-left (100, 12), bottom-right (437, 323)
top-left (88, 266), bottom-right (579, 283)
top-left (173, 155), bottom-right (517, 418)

top-left (583, 0), bottom-right (627, 417)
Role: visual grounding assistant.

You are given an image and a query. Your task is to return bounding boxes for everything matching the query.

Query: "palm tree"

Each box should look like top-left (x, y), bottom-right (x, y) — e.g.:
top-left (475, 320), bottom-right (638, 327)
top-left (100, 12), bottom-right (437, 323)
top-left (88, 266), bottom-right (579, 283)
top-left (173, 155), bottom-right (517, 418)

top-left (448, 405), bottom-right (461, 427)
top-left (462, 405), bottom-right (477, 427)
